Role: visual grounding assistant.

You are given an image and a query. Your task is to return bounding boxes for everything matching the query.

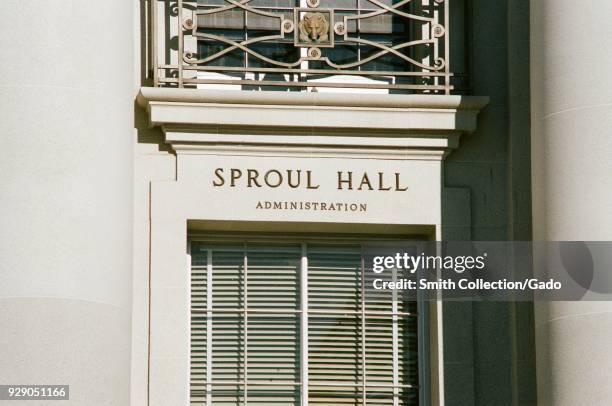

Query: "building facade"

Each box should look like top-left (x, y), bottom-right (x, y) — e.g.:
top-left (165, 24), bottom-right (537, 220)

top-left (1, 1), bottom-right (611, 405)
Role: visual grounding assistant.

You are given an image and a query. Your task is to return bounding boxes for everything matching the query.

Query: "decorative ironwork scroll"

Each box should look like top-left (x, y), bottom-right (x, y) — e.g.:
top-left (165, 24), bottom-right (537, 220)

top-left (151, 0), bottom-right (452, 93)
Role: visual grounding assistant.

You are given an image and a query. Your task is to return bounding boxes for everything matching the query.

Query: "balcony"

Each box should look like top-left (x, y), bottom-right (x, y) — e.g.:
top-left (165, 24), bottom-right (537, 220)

top-left (148, 0), bottom-right (452, 93)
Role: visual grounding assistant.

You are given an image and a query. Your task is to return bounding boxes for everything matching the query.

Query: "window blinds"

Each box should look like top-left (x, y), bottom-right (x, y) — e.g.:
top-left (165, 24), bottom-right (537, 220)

top-left (190, 240), bottom-right (419, 406)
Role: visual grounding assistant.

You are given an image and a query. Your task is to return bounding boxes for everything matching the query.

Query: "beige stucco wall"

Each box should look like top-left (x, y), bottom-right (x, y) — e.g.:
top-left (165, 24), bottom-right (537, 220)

top-left (531, 1), bottom-right (612, 405)
top-left (131, 112), bottom-right (177, 406)
top-left (0, 1), bottom-right (134, 405)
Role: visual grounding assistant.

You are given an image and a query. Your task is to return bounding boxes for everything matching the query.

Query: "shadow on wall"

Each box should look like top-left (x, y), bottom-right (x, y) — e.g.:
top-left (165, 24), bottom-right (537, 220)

top-left (440, 0), bottom-right (536, 404)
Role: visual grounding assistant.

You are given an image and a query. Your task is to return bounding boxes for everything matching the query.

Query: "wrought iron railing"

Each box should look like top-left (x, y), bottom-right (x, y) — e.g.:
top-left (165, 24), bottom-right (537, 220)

top-left (150, 0), bottom-right (452, 93)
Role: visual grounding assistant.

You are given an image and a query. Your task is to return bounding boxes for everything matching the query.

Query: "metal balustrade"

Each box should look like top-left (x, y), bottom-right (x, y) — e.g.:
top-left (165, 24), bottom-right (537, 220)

top-left (149, 0), bottom-right (452, 93)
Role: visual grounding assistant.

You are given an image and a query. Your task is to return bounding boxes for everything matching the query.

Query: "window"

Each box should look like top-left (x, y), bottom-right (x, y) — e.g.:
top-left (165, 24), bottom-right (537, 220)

top-left (190, 238), bottom-right (421, 405)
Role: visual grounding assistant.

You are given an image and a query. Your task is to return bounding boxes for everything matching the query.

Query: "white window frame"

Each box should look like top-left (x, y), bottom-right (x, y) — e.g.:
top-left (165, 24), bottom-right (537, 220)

top-left (188, 234), bottom-right (431, 406)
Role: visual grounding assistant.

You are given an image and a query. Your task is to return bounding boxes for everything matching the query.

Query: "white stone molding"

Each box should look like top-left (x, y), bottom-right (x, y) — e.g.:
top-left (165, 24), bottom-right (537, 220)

top-left (137, 88), bottom-right (489, 159)
top-left (139, 87), bottom-right (488, 406)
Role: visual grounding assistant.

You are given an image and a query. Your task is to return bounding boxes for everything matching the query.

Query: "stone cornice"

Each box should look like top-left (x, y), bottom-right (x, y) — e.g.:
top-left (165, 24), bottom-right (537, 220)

top-left (138, 87), bottom-right (489, 110)
top-left (137, 87), bottom-right (489, 158)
